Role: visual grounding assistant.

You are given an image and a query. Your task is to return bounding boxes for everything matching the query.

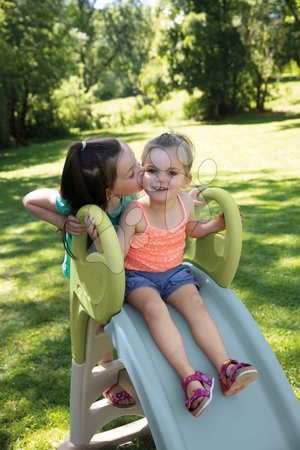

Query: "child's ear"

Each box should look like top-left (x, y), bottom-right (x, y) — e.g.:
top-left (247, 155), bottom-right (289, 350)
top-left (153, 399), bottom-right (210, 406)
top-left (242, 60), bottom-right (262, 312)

top-left (183, 174), bottom-right (192, 189)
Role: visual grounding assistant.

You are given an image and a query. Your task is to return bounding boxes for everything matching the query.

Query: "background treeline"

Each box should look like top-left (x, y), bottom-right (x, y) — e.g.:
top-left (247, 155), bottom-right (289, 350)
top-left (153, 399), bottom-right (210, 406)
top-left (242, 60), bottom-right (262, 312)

top-left (0, 0), bottom-right (299, 148)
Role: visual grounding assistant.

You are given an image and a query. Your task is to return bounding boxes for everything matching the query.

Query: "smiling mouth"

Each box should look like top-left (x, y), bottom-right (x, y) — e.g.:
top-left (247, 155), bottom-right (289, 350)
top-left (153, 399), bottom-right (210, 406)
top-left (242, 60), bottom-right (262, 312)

top-left (152, 186), bottom-right (168, 191)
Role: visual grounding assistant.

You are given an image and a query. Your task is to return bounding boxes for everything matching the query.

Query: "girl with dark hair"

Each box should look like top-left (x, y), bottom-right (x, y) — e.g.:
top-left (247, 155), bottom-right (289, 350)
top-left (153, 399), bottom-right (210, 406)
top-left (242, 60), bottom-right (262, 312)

top-left (24, 138), bottom-right (143, 277)
top-left (23, 137), bottom-right (144, 408)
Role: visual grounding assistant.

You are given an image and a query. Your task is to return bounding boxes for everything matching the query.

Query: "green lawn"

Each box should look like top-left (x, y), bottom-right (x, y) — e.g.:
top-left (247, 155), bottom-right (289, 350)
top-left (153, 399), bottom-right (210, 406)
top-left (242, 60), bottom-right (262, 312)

top-left (0, 82), bottom-right (299, 449)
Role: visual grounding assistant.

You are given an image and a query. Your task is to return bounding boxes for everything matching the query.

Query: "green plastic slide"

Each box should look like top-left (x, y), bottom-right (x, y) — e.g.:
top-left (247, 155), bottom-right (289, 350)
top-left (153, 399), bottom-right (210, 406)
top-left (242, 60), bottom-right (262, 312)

top-left (65, 188), bottom-right (299, 449)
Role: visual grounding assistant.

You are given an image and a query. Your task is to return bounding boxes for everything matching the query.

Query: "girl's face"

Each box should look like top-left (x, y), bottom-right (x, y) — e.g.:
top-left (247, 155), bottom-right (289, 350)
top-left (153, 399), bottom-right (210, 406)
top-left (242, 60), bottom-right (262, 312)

top-left (111, 142), bottom-right (144, 197)
top-left (142, 147), bottom-right (191, 201)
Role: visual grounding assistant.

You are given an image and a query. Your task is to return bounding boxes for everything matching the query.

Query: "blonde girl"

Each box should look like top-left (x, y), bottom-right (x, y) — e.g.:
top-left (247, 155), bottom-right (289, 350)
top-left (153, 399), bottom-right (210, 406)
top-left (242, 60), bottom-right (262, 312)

top-left (117, 132), bottom-right (259, 417)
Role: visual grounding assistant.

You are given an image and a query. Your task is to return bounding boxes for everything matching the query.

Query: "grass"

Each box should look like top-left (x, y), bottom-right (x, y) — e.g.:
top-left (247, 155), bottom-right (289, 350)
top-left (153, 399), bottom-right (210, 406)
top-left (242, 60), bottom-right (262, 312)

top-left (0, 81), bottom-right (299, 449)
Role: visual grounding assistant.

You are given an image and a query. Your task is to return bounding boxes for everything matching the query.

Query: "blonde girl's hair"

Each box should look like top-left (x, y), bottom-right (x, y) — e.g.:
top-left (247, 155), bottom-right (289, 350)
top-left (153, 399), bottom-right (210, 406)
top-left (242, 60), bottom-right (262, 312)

top-left (142, 132), bottom-right (195, 174)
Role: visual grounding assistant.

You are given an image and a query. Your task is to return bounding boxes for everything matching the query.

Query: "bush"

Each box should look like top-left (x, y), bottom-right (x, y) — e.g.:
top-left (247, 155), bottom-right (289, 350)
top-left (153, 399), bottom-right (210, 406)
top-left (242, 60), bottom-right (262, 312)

top-left (52, 76), bottom-right (95, 130)
top-left (91, 98), bottom-right (167, 128)
top-left (127, 103), bottom-right (165, 125)
top-left (26, 99), bottom-right (69, 139)
top-left (183, 93), bottom-right (204, 121)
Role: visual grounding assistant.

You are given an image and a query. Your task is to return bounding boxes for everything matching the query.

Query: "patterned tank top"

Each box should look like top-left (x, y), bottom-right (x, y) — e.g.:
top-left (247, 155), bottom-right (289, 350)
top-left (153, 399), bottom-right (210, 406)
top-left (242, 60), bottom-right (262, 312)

top-left (125, 195), bottom-right (188, 272)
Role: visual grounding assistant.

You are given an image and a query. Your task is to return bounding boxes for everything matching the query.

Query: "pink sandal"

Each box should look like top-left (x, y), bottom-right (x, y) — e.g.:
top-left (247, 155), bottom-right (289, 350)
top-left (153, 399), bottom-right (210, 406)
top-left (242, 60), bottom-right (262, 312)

top-left (182, 371), bottom-right (214, 417)
top-left (103, 383), bottom-right (136, 409)
top-left (218, 359), bottom-right (259, 396)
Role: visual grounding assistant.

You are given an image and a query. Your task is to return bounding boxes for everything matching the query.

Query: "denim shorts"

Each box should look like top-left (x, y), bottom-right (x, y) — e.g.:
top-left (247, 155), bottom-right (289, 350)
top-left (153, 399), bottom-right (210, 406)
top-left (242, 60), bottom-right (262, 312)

top-left (125, 264), bottom-right (200, 301)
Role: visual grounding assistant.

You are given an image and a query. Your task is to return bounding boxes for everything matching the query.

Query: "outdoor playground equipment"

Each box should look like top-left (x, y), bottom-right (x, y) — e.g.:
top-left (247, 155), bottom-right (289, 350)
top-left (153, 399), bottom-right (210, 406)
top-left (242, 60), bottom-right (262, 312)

top-left (58, 188), bottom-right (299, 450)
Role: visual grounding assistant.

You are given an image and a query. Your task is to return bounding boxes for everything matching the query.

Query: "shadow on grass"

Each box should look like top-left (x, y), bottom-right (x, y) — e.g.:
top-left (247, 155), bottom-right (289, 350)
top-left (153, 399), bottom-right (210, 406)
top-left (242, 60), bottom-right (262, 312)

top-left (0, 294), bottom-right (69, 340)
top-left (225, 177), bottom-right (300, 301)
top-left (175, 111), bottom-right (300, 128)
top-left (211, 111), bottom-right (300, 126)
top-left (0, 329), bottom-right (71, 401)
top-left (0, 231), bottom-right (62, 273)
top-left (0, 175), bottom-right (61, 228)
top-left (276, 120), bottom-right (300, 131)
top-left (0, 291), bottom-right (71, 449)
top-left (0, 139), bottom-right (68, 173)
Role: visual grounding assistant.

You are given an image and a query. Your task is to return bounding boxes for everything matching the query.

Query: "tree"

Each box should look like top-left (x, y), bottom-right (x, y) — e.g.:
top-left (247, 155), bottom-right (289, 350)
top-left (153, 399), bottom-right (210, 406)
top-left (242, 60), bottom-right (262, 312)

top-left (66, 0), bottom-right (153, 98)
top-left (158, 0), bottom-right (252, 118)
top-left (0, 0), bottom-right (74, 146)
top-left (238, 0), bottom-right (299, 111)
top-left (275, 0), bottom-right (300, 68)
top-left (157, 0), bottom-right (299, 117)
top-left (100, 0), bottom-right (152, 97)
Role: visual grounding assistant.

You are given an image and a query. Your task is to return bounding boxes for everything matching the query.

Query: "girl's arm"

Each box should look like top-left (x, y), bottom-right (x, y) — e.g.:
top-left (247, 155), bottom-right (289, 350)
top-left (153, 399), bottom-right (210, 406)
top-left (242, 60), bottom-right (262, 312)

top-left (23, 188), bottom-right (66, 230)
top-left (23, 188), bottom-right (85, 234)
top-left (185, 195), bottom-right (226, 238)
top-left (84, 204), bottom-right (138, 256)
top-left (117, 203), bottom-right (139, 257)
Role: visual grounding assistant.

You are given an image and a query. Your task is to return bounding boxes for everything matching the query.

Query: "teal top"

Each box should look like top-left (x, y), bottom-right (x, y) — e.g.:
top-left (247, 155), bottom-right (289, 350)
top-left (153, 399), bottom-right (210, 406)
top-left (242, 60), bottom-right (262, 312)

top-left (56, 193), bottom-right (136, 278)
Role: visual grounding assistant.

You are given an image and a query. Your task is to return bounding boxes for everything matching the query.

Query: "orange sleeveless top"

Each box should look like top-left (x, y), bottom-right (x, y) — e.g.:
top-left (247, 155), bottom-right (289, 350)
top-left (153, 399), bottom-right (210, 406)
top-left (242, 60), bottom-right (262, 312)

top-left (125, 195), bottom-right (188, 272)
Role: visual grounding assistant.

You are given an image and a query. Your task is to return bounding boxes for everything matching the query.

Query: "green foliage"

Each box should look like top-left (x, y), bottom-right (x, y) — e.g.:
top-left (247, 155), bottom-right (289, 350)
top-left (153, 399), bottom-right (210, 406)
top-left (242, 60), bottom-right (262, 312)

top-left (137, 14), bottom-right (172, 103)
top-left (0, 0), bottom-right (299, 147)
top-left (65, 0), bottom-right (153, 99)
top-left (90, 95), bottom-right (168, 129)
top-left (0, 0), bottom-right (153, 147)
top-left (0, 0), bottom-right (76, 146)
top-left (273, 0), bottom-right (300, 68)
top-left (183, 92), bottom-right (203, 121)
top-left (157, 3), bottom-right (253, 118)
top-left (157, 0), bottom-right (300, 118)
top-left (98, 0), bottom-right (153, 98)
top-left (138, 57), bottom-right (171, 103)
top-left (237, 0), bottom-right (285, 110)
top-left (52, 75), bottom-right (96, 131)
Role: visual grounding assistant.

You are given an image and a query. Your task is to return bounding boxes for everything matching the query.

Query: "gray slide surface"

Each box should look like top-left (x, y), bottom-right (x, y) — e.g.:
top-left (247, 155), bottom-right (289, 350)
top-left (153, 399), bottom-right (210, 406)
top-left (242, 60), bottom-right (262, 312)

top-left (105, 264), bottom-right (299, 450)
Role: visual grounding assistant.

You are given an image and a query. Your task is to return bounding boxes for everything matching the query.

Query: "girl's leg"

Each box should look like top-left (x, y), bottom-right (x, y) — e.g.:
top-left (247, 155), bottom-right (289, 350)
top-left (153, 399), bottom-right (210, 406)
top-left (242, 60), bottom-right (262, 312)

top-left (99, 350), bottom-right (114, 364)
top-left (127, 287), bottom-right (210, 411)
top-left (97, 326), bottom-right (135, 407)
top-left (166, 284), bottom-right (259, 395)
top-left (166, 284), bottom-right (229, 371)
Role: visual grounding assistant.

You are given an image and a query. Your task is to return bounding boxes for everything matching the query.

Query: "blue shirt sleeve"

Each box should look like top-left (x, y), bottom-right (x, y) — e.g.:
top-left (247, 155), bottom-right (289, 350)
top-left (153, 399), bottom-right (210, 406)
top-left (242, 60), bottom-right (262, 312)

top-left (55, 193), bottom-right (71, 278)
top-left (55, 193), bottom-right (71, 216)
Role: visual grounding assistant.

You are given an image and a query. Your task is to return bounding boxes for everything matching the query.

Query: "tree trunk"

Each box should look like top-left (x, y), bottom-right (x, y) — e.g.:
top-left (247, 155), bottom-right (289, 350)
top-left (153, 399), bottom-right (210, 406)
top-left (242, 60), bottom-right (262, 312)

top-left (15, 85), bottom-right (28, 145)
top-left (260, 80), bottom-right (269, 112)
top-left (255, 72), bottom-right (264, 111)
top-left (8, 94), bottom-right (17, 143)
top-left (0, 84), bottom-right (10, 148)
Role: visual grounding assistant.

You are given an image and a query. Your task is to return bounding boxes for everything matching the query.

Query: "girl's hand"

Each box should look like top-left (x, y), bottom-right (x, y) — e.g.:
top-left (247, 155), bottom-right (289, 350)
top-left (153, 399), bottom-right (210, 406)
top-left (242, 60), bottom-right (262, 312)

top-left (189, 186), bottom-right (208, 207)
top-left (85, 214), bottom-right (103, 252)
top-left (212, 206), bottom-right (242, 233)
top-left (65, 215), bottom-right (86, 235)
top-left (84, 214), bottom-right (99, 241)
top-left (216, 211), bottom-right (226, 231)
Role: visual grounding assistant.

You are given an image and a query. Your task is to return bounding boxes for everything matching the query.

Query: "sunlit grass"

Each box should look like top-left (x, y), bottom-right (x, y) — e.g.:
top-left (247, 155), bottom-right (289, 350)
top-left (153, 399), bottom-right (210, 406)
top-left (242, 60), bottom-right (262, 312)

top-left (0, 80), bottom-right (299, 449)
